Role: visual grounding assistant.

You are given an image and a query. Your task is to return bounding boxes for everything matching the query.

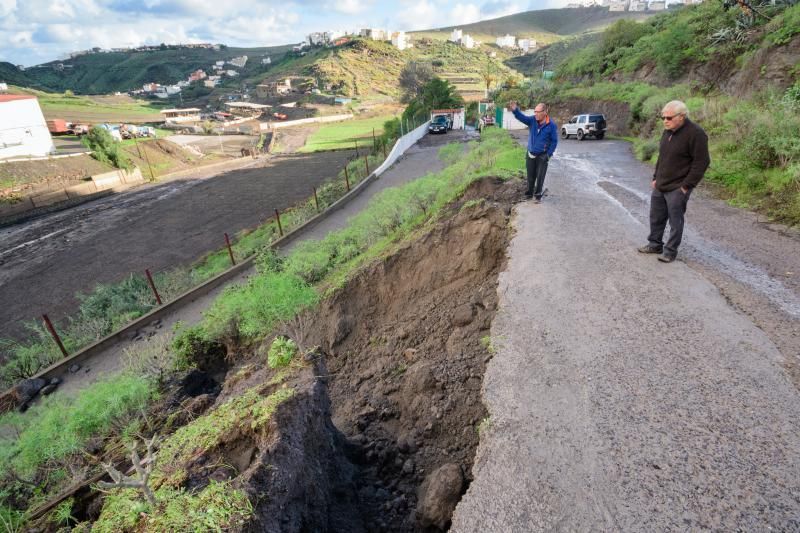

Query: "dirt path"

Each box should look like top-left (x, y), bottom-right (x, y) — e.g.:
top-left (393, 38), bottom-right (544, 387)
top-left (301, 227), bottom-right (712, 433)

top-left (451, 135), bottom-right (800, 530)
top-left (0, 150), bottom-right (357, 342)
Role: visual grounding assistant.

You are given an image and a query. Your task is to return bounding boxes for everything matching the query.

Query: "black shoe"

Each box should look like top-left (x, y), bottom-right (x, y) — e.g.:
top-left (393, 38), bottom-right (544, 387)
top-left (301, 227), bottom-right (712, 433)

top-left (533, 197), bottom-right (541, 204)
top-left (657, 254), bottom-right (676, 263)
top-left (637, 244), bottom-right (663, 254)
top-left (524, 195), bottom-right (533, 201)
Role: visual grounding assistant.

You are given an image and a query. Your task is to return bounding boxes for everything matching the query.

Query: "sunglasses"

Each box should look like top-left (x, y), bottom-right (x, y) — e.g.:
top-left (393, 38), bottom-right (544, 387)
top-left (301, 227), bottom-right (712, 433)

top-left (660, 113), bottom-right (682, 120)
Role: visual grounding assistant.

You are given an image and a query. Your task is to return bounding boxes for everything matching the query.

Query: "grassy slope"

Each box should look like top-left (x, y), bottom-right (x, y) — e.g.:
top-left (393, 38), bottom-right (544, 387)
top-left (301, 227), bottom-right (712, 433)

top-left (298, 115), bottom-right (394, 152)
top-left (8, 85), bottom-right (165, 122)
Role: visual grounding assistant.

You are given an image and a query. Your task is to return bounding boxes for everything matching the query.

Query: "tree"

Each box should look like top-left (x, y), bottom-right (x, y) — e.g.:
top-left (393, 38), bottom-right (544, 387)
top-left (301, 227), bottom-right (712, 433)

top-left (399, 61), bottom-right (434, 103)
top-left (402, 77), bottom-right (464, 123)
top-left (481, 58), bottom-right (500, 96)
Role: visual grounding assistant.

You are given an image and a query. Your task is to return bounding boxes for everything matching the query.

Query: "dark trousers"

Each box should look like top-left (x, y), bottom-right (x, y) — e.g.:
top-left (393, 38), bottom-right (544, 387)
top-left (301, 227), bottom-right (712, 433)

top-left (648, 188), bottom-right (691, 257)
top-left (525, 154), bottom-right (549, 198)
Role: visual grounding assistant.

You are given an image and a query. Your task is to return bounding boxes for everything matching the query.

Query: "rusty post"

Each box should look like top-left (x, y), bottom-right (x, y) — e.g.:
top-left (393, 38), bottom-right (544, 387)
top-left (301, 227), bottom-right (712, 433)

top-left (364, 154), bottom-right (369, 176)
top-left (42, 314), bottom-right (68, 357)
top-left (275, 209), bottom-right (283, 236)
top-left (372, 128), bottom-right (376, 152)
top-left (145, 269), bottom-right (163, 305)
top-left (313, 187), bottom-right (320, 211)
top-left (224, 233), bottom-right (236, 266)
top-left (344, 165), bottom-right (350, 191)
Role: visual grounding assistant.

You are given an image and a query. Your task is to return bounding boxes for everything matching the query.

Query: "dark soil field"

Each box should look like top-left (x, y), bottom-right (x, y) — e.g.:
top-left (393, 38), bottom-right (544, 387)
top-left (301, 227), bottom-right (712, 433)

top-left (0, 149), bottom-right (358, 343)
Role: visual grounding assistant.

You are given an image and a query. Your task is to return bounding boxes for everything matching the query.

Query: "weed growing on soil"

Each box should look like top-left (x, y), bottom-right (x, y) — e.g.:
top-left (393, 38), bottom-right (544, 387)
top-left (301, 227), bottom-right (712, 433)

top-left (153, 387), bottom-right (295, 487)
top-left (93, 480), bottom-right (252, 532)
top-left (267, 337), bottom-right (297, 368)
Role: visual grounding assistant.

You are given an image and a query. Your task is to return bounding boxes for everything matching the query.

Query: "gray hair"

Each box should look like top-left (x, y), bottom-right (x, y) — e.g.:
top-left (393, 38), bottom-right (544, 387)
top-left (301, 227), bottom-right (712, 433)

top-left (663, 100), bottom-right (688, 116)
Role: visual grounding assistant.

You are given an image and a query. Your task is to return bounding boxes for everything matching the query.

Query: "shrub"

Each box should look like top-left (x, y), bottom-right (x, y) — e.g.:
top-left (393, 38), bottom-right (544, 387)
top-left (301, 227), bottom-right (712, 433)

top-left (170, 323), bottom-right (217, 370)
top-left (267, 336), bottom-right (297, 368)
top-left (82, 127), bottom-right (132, 170)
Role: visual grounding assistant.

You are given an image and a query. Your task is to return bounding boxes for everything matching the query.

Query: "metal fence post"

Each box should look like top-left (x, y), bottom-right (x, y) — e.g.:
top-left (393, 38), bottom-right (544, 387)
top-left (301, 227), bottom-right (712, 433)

top-left (224, 233), bottom-right (236, 266)
top-left (145, 269), bottom-right (163, 305)
top-left (344, 165), bottom-right (350, 191)
top-left (313, 186), bottom-right (320, 211)
top-left (275, 209), bottom-right (283, 236)
top-left (364, 154), bottom-right (369, 176)
top-left (42, 314), bottom-right (68, 357)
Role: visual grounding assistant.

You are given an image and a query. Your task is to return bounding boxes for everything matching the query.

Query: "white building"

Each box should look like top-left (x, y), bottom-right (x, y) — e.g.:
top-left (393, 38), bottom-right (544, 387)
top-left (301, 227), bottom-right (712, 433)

top-left (609, 0), bottom-right (628, 10)
top-left (649, 0), bottom-right (666, 9)
top-left (229, 56), bottom-right (248, 68)
top-left (308, 32), bottom-right (328, 45)
top-left (496, 34), bottom-right (516, 48)
top-left (462, 35), bottom-right (475, 49)
top-left (361, 28), bottom-right (389, 40)
top-left (0, 83), bottom-right (8, 92)
top-left (450, 29), bottom-right (463, 42)
top-left (262, 57), bottom-right (272, 65)
top-left (160, 108), bottom-right (201, 123)
top-left (392, 31), bottom-right (411, 50)
top-left (518, 38), bottom-right (536, 53)
top-left (629, 0), bottom-right (647, 10)
top-left (0, 95), bottom-right (56, 159)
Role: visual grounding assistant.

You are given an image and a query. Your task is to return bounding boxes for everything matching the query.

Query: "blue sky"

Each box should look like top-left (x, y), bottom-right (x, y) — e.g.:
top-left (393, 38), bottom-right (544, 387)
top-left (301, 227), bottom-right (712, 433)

top-left (0, 0), bottom-right (570, 67)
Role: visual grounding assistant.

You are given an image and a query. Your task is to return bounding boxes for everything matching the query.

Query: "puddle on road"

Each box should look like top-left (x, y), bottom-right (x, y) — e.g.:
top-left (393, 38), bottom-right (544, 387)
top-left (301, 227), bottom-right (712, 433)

top-left (559, 154), bottom-right (800, 320)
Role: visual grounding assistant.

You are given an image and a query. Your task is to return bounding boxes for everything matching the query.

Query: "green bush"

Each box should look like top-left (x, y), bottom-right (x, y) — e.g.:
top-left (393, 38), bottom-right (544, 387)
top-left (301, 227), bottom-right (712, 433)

top-left (170, 323), bottom-right (217, 370)
top-left (0, 373), bottom-right (156, 479)
top-left (81, 127), bottom-right (132, 170)
top-left (267, 336), bottom-right (297, 368)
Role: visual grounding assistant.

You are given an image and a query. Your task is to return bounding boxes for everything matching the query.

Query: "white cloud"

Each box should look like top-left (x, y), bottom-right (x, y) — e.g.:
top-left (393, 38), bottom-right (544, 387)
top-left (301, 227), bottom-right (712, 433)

top-left (0, 0), bottom-right (16, 17)
top-left (449, 3), bottom-right (482, 25)
top-left (327, 0), bottom-right (369, 15)
top-left (394, 0), bottom-right (440, 31)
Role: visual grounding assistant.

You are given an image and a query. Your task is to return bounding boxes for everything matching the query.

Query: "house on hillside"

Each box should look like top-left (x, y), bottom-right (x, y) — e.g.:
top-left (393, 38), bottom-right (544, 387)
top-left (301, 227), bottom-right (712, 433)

top-left (225, 102), bottom-right (271, 117)
top-left (189, 69), bottom-right (207, 82)
top-left (0, 83), bottom-right (8, 93)
top-left (0, 95), bottom-right (56, 159)
top-left (518, 38), bottom-right (536, 53)
top-left (392, 31), bottom-right (411, 50)
top-left (450, 29), bottom-right (463, 42)
top-left (496, 35), bottom-right (516, 48)
top-left (649, 0), bottom-right (666, 9)
top-left (256, 79), bottom-right (292, 97)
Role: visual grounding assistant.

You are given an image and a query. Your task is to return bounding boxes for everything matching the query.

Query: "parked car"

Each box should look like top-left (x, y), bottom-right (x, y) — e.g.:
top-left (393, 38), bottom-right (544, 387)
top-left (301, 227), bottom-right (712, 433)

top-left (561, 113), bottom-right (607, 140)
top-left (479, 114), bottom-right (495, 130)
top-left (428, 115), bottom-right (449, 134)
top-left (432, 114), bottom-right (452, 130)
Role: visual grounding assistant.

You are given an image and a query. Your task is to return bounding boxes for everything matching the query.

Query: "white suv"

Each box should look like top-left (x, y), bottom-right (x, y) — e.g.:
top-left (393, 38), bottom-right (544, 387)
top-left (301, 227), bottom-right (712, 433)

top-left (561, 113), bottom-right (607, 140)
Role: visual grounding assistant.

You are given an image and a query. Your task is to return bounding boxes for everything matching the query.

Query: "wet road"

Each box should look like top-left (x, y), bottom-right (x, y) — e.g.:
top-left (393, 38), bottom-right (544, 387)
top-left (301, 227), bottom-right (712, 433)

top-left (452, 134), bottom-right (800, 531)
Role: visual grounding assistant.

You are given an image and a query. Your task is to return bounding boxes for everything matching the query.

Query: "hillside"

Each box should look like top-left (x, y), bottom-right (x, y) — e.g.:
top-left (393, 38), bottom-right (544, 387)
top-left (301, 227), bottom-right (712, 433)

top-left (540, 1), bottom-right (800, 224)
top-left (13, 45), bottom-right (293, 94)
top-left (412, 6), bottom-right (653, 44)
top-left (505, 32), bottom-right (602, 77)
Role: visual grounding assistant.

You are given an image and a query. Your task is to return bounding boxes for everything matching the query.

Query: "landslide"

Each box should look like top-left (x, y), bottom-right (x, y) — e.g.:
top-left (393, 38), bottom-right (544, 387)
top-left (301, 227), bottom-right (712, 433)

top-left (63, 176), bottom-right (519, 532)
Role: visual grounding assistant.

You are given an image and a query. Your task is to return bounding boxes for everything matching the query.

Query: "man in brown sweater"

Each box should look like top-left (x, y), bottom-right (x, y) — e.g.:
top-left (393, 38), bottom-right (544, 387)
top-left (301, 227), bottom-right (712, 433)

top-left (637, 100), bottom-right (710, 263)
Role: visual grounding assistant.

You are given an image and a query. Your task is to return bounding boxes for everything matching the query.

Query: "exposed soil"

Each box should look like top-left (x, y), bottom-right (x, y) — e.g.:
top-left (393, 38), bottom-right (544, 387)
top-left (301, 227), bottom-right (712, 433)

top-left (88, 176), bottom-right (519, 533)
top-left (0, 155), bottom-right (112, 193)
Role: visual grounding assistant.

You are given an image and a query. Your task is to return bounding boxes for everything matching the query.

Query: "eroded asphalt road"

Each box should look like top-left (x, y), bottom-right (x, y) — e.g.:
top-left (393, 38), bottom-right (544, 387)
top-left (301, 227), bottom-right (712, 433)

top-left (452, 133), bottom-right (800, 531)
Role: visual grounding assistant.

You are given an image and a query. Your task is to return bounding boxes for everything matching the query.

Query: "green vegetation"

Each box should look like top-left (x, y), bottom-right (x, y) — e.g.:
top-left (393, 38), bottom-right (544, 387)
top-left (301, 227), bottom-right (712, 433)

top-left (82, 127), bottom-right (133, 169)
top-left (402, 77), bottom-right (465, 123)
top-left (298, 115), bottom-right (393, 152)
top-left (268, 336), bottom-right (298, 368)
top-left (516, 1), bottom-right (800, 224)
top-left (0, 374), bottom-right (156, 488)
top-left (93, 480), bottom-right (252, 532)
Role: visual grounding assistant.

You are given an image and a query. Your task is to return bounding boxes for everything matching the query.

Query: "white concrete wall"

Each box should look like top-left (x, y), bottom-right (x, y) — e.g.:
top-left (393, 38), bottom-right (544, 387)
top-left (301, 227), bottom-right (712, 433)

top-left (502, 108), bottom-right (535, 130)
top-left (259, 114), bottom-right (354, 131)
top-left (0, 98), bottom-right (56, 159)
top-left (373, 121), bottom-right (429, 177)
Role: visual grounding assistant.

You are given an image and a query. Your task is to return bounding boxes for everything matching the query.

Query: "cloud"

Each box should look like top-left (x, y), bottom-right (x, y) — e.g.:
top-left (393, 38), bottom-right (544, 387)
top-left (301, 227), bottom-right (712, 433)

top-left (327, 0), bottom-right (371, 15)
top-left (0, 0), bottom-right (16, 18)
top-left (449, 3), bottom-right (482, 25)
top-left (480, 0), bottom-right (525, 17)
top-left (394, 0), bottom-right (440, 30)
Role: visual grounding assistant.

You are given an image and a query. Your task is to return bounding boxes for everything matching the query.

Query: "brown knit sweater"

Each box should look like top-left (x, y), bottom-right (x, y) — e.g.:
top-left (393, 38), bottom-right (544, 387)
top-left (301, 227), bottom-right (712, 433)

top-left (653, 118), bottom-right (710, 192)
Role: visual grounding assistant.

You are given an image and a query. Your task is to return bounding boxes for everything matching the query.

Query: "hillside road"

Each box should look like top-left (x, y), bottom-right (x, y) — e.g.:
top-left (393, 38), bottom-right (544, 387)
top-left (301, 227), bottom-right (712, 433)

top-left (451, 134), bottom-right (800, 530)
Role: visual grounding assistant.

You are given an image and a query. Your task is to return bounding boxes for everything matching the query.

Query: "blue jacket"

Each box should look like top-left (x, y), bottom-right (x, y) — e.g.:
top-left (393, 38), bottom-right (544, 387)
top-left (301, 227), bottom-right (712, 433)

top-left (512, 108), bottom-right (558, 157)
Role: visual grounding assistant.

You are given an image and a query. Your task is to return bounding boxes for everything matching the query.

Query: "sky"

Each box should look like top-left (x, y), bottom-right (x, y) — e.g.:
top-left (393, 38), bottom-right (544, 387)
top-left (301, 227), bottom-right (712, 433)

top-left (0, 0), bottom-right (573, 67)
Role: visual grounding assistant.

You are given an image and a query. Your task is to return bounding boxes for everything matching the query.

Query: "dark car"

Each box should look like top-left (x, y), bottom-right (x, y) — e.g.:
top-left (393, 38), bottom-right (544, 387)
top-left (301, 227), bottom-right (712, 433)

top-left (428, 115), bottom-right (449, 134)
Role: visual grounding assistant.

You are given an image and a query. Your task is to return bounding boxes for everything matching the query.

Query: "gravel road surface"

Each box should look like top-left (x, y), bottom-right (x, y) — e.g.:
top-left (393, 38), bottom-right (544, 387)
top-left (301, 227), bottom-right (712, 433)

top-left (451, 134), bottom-right (800, 531)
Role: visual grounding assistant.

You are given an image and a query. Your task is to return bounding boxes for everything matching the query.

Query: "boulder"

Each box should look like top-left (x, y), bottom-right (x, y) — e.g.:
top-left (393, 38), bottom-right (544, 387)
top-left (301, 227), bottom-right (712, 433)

top-left (417, 463), bottom-right (464, 529)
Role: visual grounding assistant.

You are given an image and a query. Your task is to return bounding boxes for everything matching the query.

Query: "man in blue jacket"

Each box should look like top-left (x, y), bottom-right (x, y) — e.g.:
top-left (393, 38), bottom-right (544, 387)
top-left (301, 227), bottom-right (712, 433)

top-left (507, 101), bottom-right (559, 203)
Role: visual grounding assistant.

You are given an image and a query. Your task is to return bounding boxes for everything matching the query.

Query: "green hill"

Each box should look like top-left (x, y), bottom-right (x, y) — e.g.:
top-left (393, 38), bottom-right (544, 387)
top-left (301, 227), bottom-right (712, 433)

top-left (0, 62), bottom-right (38, 88)
top-left (15, 45), bottom-right (293, 94)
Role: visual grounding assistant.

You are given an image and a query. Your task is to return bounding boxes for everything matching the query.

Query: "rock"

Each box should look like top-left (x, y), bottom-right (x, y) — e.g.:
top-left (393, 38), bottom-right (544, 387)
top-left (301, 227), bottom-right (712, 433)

top-left (39, 383), bottom-right (59, 396)
top-left (403, 459), bottom-right (415, 475)
top-left (14, 378), bottom-right (47, 406)
top-left (417, 463), bottom-right (464, 529)
top-left (452, 304), bottom-right (474, 327)
top-left (69, 364), bottom-right (81, 373)
top-left (331, 314), bottom-right (353, 347)
top-left (402, 348), bottom-right (418, 363)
